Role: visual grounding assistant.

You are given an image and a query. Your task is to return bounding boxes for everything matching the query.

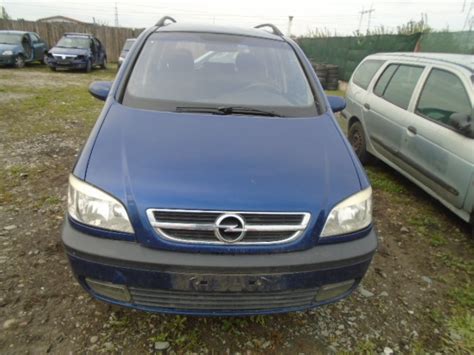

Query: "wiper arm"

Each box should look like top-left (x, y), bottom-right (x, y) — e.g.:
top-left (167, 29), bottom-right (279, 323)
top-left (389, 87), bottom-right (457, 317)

top-left (175, 106), bottom-right (281, 117)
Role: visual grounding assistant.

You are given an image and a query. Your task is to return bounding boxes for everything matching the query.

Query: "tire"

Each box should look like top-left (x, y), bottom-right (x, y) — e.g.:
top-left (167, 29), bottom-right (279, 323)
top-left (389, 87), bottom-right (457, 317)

top-left (348, 121), bottom-right (371, 164)
top-left (14, 55), bottom-right (25, 68)
top-left (101, 57), bottom-right (107, 69)
top-left (85, 59), bottom-right (92, 73)
top-left (41, 54), bottom-right (48, 65)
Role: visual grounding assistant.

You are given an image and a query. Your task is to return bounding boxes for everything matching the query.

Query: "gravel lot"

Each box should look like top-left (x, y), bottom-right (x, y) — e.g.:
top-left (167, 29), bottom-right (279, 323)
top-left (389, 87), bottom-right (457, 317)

top-left (0, 65), bottom-right (473, 354)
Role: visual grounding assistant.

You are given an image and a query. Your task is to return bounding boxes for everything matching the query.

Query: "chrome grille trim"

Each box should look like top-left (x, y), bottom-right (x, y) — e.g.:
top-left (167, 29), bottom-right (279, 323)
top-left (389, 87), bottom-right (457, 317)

top-left (146, 209), bottom-right (311, 245)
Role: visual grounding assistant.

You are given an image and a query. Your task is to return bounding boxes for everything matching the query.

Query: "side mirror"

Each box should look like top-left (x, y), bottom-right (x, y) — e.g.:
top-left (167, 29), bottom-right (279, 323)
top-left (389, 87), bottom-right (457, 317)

top-left (89, 81), bottom-right (112, 101)
top-left (449, 113), bottom-right (474, 138)
top-left (327, 95), bottom-right (346, 113)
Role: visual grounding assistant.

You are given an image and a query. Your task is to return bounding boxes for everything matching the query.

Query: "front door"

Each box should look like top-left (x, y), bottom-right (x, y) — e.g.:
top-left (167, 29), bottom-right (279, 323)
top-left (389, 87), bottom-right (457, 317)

top-left (400, 67), bottom-right (474, 208)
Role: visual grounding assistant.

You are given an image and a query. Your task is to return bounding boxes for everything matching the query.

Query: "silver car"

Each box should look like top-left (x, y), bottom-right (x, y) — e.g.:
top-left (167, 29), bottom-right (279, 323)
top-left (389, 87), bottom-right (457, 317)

top-left (339, 52), bottom-right (474, 224)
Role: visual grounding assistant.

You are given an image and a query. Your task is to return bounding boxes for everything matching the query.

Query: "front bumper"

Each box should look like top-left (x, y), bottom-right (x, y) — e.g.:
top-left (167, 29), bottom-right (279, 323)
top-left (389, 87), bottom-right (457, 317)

top-left (0, 55), bottom-right (15, 66)
top-left (48, 58), bottom-right (87, 69)
top-left (62, 219), bottom-right (377, 316)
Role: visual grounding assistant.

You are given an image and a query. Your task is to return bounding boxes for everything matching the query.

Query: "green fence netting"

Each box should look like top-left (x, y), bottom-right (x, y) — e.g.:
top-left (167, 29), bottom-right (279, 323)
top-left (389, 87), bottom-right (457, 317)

top-left (298, 31), bottom-right (473, 81)
top-left (418, 31), bottom-right (474, 54)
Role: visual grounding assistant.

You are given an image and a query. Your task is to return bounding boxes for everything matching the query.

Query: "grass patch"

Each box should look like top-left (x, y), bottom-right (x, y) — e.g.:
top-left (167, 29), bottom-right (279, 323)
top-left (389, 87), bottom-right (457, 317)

top-left (366, 165), bottom-right (406, 195)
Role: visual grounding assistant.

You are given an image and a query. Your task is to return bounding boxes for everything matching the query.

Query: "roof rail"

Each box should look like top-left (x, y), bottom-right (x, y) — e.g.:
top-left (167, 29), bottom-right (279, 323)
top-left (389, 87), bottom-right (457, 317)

top-left (155, 16), bottom-right (177, 27)
top-left (254, 24), bottom-right (283, 36)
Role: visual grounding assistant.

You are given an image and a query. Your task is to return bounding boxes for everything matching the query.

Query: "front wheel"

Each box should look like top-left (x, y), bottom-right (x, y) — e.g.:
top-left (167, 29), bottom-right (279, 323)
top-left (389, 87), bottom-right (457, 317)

top-left (14, 55), bottom-right (25, 68)
top-left (348, 121), bottom-right (371, 164)
top-left (101, 57), bottom-right (107, 69)
top-left (41, 54), bottom-right (48, 65)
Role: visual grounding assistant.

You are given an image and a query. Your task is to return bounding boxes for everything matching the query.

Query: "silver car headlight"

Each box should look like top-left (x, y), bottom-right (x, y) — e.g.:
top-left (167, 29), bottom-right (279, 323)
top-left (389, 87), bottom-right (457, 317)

top-left (67, 175), bottom-right (134, 233)
top-left (321, 187), bottom-right (372, 237)
top-left (2, 50), bottom-right (13, 56)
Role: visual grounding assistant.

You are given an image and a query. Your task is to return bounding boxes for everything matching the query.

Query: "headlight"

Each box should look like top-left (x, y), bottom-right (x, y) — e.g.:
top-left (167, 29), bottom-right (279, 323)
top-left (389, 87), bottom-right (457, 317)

top-left (321, 187), bottom-right (372, 237)
top-left (2, 50), bottom-right (13, 56)
top-left (67, 175), bottom-right (134, 233)
top-left (118, 57), bottom-right (124, 63)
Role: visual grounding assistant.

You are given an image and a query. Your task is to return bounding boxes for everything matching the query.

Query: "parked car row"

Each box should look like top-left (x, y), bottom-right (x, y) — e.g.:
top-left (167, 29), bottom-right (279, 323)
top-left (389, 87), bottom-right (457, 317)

top-left (340, 52), bottom-right (474, 224)
top-left (0, 30), bottom-right (134, 72)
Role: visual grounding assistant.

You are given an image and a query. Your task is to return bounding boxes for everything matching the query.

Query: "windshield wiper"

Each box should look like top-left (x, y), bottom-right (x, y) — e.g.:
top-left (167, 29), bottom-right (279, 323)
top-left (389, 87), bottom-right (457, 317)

top-left (175, 106), bottom-right (282, 117)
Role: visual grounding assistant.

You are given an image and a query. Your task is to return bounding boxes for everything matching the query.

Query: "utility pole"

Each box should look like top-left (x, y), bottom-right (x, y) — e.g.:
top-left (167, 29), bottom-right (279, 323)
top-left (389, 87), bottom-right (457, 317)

top-left (366, 5), bottom-right (375, 33)
top-left (114, 2), bottom-right (119, 27)
top-left (287, 16), bottom-right (294, 37)
top-left (358, 6), bottom-right (375, 33)
top-left (358, 7), bottom-right (365, 33)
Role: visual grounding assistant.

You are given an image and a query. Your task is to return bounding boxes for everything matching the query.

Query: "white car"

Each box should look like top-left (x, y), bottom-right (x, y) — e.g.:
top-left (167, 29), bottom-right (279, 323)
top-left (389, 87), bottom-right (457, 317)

top-left (339, 52), bottom-right (474, 224)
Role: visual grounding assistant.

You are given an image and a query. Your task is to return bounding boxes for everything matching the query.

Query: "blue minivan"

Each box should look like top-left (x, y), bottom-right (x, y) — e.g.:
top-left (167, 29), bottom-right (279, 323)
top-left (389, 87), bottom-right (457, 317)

top-left (62, 17), bottom-right (377, 315)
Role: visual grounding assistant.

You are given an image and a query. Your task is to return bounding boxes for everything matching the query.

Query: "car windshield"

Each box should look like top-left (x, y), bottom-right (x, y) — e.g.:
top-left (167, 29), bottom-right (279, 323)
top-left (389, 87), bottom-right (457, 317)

top-left (123, 40), bottom-right (135, 50)
top-left (56, 36), bottom-right (90, 49)
top-left (123, 32), bottom-right (318, 117)
top-left (0, 33), bottom-right (22, 45)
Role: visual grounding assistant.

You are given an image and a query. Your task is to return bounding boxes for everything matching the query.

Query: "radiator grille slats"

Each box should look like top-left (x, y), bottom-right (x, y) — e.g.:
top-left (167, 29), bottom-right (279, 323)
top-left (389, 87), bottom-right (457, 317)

top-left (129, 286), bottom-right (318, 310)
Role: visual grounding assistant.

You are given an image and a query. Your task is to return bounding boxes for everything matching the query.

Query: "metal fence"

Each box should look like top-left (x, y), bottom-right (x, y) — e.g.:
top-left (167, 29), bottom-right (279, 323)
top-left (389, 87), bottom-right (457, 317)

top-left (298, 31), bottom-right (473, 81)
top-left (0, 19), bottom-right (144, 61)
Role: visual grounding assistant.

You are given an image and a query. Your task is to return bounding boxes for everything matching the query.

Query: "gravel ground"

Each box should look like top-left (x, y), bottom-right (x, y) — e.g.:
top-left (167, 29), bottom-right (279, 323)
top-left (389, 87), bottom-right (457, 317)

top-left (0, 65), bottom-right (473, 354)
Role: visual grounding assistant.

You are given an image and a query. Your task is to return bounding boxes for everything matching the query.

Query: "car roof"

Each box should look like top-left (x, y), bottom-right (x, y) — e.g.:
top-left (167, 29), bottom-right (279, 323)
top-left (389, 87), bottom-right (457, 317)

top-left (156, 23), bottom-right (284, 41)
top-left (0, 30), bottom-right (30, 35)
top-left (369, 52), bottom-right (473, 73)
top-left (64, 32), bottom-right (93, 38)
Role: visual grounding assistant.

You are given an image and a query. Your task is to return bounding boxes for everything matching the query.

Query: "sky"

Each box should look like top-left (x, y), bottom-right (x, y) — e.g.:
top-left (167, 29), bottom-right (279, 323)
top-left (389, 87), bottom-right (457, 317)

top-left (2, 0), bottom-right (472, 36)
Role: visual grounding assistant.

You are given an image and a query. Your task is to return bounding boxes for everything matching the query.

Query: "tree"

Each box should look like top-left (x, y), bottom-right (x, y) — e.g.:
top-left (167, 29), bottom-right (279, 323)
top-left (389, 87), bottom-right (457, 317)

top-left (397, 19), bottom-right (432, 35)
top-left (1, 6), bottom-right (11, 20)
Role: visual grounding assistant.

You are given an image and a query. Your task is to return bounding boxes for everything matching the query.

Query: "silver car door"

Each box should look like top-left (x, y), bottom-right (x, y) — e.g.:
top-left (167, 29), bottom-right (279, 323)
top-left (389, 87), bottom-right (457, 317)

top-left (401, 67), bottom-right (474, 209)
top-left (364, 63), bottom-right (424, 161)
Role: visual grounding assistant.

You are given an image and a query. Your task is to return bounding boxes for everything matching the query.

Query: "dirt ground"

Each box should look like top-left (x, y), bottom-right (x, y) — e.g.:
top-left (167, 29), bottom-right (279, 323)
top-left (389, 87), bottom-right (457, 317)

top-left (0, 65), bottom-right (473, 354)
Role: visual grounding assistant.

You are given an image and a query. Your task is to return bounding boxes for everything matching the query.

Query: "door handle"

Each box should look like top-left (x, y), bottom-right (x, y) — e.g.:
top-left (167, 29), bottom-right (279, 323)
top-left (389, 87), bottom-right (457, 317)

top-left (363, 103), bottom-right (371, 110)
top-left (407, 126), bottom-right (417, 135)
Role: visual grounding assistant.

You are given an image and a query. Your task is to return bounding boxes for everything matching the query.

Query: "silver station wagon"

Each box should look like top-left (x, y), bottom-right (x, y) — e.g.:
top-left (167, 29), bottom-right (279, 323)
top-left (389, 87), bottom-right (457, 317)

top-left (340, 53), bottom-right (474, 224)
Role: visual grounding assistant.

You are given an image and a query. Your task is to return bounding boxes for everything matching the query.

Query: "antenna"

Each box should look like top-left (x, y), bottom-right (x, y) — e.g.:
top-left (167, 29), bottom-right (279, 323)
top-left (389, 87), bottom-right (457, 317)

top-left (114, 2), bottom-right (119, 27)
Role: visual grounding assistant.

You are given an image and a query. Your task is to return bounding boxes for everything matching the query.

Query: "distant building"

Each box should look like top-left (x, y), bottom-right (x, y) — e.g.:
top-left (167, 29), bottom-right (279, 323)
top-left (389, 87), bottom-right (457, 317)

top-left (37, 16), bottom-right (84, 24)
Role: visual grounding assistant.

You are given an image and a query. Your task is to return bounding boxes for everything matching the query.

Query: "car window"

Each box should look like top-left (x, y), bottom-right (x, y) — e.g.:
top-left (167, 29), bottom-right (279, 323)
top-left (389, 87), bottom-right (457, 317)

top-left (352, 60), bottom-right (385, 90)
top-left (373, 64), bottom-right (397, 97)
top-left (57, 36), bottom-right (90, 49)
top-left (416, 69), bottom-right (472, 127)
top-left (0, 33), bottom-right (23, 44)
top-left (123, 32), bottom-right (318, 117)
top-left (374, 64), bottom-right (424, 109)
top-left (30, 33), bottom-right (40, 43)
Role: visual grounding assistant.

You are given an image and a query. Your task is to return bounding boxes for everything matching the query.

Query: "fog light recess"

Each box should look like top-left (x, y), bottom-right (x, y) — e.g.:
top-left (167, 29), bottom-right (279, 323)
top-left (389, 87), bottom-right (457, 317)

top-left (315, 279), bottom-right (355, 302)
top-left (86, 278), bottom-right (131, 302)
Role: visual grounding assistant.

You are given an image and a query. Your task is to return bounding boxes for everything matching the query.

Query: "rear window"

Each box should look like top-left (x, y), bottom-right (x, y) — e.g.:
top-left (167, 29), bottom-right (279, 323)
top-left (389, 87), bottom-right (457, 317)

top-left (352, 60), bottom-right (384, 90)
top-left (123, 32), bottom-right (318, 117)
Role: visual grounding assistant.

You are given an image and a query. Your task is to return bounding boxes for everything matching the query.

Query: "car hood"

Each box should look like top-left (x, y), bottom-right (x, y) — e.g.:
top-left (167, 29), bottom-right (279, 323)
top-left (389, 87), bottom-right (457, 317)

top-left (49, 47), bottom-right (89, 56)
top-left (0, 43), bottom-right (21, 53)
top-left (84, 104), bottom-right (363, 251)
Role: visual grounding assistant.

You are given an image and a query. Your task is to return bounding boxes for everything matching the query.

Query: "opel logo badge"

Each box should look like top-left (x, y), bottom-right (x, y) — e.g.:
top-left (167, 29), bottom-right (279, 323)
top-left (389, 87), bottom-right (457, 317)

top-left (214, 214), bottom-right (246, 243)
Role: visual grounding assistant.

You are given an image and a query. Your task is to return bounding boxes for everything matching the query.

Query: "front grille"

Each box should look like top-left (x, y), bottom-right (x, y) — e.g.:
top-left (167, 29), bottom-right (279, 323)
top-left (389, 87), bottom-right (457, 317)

top-left (147, 209), bottom-right (311, 245)
top-left (129, 286), bottom-right (318, 310)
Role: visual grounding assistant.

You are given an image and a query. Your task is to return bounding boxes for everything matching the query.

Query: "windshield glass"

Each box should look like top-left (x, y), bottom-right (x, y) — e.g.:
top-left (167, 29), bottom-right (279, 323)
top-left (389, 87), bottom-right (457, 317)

top-left (123, 32), bottom-right (317, 117)
top-left (0, 33), bottom-right (22, 45)
top-left (56, 36), bottom-right (90, 49)
top-left (123, 39), bottom-right (135, 50)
